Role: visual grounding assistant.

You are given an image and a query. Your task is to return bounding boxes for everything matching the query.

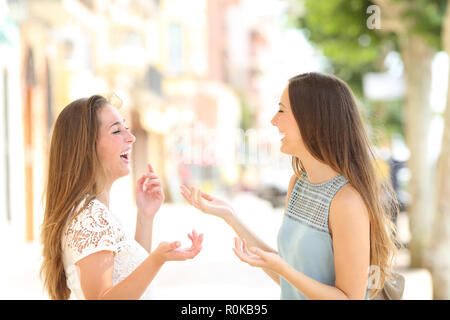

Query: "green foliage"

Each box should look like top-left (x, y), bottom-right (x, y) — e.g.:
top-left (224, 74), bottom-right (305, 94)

top-left (288, 0), bottom-right (397, 93)
top-left (284, 0), bottom-right (445, 142)
top-left (401, 0), bottom-right (446, 49)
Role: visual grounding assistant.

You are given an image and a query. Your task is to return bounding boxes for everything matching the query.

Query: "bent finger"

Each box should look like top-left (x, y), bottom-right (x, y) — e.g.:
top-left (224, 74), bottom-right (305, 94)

top-left (232, 247), bottom-right (249, 264)
top-left (145, 179), bottom-right (162, 189)
top-left (200, 192), bottom-right (214, 201)
top-left (180, 185), bottom-right (192, 197)
top-left (180, 191), bottom-right (194, 205)
top-left (242, 239), bottom-right (250, 255)
top-left (136, 174), bottom-right (148, 191)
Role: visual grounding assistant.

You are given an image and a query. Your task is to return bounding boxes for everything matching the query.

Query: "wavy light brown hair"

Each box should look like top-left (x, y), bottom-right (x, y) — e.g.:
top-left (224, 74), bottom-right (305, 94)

top-left (40, 95), bottom-right (109, 299)
top-left (288, 72), bottom-right (400, 299)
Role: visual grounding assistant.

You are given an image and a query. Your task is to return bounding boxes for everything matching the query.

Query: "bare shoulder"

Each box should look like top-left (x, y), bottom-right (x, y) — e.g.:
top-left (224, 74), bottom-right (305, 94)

top-left (329, 184), bottom-right (370, 234)
top-left (333, 184), bottom-right (367, 212)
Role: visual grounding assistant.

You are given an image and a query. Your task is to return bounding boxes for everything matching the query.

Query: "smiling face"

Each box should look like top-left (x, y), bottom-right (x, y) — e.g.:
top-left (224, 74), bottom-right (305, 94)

top-left (270, 85), bottom-right (305, 157)
top-left (96, 104), bottom-right (135, 184)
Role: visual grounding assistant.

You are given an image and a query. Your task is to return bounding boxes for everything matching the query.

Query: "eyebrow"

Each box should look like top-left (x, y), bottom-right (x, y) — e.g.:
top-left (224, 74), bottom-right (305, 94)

top-left (109, 118), bottom-right (126, 129)
top-left (278, 102), bottom-right (287, 108)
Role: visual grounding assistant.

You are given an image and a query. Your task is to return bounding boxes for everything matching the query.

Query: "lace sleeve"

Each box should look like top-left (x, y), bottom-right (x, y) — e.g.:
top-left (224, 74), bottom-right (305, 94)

top-left (64, 199), bottom-right (119, 264)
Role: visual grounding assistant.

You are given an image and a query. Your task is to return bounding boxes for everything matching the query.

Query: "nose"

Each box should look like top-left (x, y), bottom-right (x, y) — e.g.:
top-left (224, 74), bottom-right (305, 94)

top-left (271, 113), bottom-right (278, 127)
top-left (127, 130), bottom-right (136, 144)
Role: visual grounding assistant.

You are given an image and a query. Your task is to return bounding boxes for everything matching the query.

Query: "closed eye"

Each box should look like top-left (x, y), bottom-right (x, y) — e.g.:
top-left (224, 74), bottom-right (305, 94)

top-left (113, 126), bottom-right (130, 134)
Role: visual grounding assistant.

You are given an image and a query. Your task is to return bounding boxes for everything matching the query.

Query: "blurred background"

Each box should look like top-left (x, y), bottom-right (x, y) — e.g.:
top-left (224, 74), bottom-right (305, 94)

top-left (0, 0), bottom-right (448, 300)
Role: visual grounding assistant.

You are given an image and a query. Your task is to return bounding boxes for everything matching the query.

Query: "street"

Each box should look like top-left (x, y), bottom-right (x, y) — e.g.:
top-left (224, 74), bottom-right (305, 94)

top-left (0, 192), bottom-right (432, 300)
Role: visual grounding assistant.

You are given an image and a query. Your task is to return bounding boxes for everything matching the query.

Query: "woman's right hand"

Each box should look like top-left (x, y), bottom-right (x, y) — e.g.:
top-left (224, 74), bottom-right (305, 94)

top-left (180, 185), bottom-right (234, 221)
top-left (152, 230), bottom-right (203, 264)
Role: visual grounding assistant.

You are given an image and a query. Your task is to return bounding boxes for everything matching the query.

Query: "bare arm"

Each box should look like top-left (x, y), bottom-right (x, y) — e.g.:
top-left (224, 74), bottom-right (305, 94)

top-left (135, 164), bottom-right (164, 253)
top-left (224, 213), bottom-right (279, 284)
top-left (232, 184), bottom-right (370, 299)
top-left (328, 185), bottom-right (371, 299)
top-left (76, 250), bottom-right (164, 300)
top-left (180, 174), bottom-right (298, 285)
top-left (134, 214), bottom-right (154, 253)
top-left (76, 232), bottom-right (203, 300)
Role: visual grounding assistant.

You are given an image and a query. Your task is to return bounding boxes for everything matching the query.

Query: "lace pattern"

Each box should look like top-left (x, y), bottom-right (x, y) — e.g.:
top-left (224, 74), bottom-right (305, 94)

top-left (63, 200), bottom-right (122, 262)
top-left (61, 198), bottom-right (153, 299)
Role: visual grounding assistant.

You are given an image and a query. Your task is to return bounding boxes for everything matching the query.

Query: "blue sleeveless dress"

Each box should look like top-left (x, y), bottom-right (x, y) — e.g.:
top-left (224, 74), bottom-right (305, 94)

top-left (277, 172), bottom-right (368, 299)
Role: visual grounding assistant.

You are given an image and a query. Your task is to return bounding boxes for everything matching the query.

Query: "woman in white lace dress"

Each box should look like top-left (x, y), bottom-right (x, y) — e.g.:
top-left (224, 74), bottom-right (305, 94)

top-left (40, 95), bottom-right (203, 300)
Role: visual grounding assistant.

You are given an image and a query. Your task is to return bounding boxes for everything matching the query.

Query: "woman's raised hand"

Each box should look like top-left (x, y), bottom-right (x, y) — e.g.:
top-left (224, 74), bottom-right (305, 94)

top-left (153, 230), bottom-right (203, 264)
top-left (179, 185), bottom-right (234, 221)
top-left (136, 163), bottom-right (165, 220)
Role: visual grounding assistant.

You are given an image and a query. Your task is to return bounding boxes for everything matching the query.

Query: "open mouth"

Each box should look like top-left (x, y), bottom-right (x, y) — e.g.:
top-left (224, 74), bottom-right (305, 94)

top-left (120, 150), bottom-right (131, 162)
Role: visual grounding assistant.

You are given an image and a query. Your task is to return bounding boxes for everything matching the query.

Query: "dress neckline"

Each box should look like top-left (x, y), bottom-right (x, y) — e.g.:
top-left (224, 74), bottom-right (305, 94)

top-left (300, 171), bottom-right (343, 187)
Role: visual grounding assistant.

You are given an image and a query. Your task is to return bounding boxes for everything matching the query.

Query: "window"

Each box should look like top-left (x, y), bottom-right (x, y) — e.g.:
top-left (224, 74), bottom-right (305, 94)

top-left (169, 23), bottom-right (183, 75)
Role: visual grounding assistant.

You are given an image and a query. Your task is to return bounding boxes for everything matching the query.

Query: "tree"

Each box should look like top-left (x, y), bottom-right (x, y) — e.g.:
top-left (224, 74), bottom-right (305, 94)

top-left (287, 0), bottom-right (445, 269)
top-left (375, 0), bottom-right (440, 270)
top-left (429, 0), bottom-right (450, 300)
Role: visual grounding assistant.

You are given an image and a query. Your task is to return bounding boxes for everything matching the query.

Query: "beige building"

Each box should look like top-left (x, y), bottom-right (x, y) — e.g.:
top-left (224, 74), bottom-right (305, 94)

top-left (141, 0), bottom-right (242, 198)
top-left (1, 0), bottom-right (162, 243)
top-left (0, 0), bottom-right (245, 244)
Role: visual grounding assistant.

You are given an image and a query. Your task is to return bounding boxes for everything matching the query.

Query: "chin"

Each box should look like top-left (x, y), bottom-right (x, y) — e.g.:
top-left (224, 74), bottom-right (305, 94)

top-left (121, 167), bottom-right (132, 177)
top-left (115, 166), bottom-right (131, 180)
top-left (280, 145), bottom-right (296, 156)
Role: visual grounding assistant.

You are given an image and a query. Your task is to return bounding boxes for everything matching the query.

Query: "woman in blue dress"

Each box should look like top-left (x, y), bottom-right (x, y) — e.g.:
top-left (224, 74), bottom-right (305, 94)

top-left (180, 72), bottom-right (399, 300)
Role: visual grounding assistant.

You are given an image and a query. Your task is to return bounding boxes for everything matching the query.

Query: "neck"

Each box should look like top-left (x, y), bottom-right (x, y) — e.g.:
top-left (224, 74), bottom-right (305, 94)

top-left (296, 152), bottom-right (339, 184)
top-left (96, 181), bottom-right (113, 209)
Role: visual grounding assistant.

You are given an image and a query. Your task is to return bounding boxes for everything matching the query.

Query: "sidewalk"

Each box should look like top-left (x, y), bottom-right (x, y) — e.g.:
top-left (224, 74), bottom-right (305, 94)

top-left (0, 240), bottom-right (47, 299)
top-left (0, 193), bottom-right (433, 300)
top-left (150, 194), bottom-right (283, 299)
top-left (0, 193), bottom-right (282, 300)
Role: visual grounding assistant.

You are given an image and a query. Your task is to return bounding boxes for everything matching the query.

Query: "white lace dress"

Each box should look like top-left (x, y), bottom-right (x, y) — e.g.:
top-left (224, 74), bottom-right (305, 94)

top-left (61, 197), bottom-right (154, 300)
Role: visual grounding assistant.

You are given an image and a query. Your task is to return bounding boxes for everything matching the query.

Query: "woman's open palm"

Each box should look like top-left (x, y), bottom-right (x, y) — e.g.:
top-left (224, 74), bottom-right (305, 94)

top-left (180, 185), bottom-right (234, 220)
top-left (155, 230), bottom-right (203, 262)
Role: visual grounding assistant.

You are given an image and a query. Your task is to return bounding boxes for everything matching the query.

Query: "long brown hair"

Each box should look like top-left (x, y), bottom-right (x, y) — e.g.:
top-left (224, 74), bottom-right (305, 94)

top-left (40, 95), bottom-right (108, 299)
top-left (288, 72), bottom-right (400, 298)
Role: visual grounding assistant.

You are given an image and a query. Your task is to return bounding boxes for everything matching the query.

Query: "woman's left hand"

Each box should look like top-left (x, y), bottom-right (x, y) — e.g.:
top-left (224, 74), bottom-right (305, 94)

top-left (232, 237), bottom-right (284, 273)
top-left (136, 163), bottom-right (165, 220)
